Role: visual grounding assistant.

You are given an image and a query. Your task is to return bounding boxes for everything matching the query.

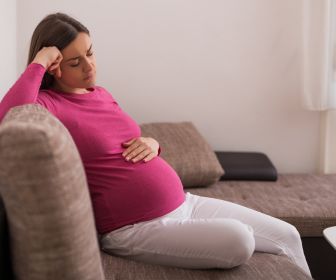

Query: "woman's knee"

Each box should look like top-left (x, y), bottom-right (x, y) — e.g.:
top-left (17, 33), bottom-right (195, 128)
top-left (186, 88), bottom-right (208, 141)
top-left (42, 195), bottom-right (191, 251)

top-left (281, 222), bottom-right (301, 245)
top-left (217, 220), bottom-right (255, 268)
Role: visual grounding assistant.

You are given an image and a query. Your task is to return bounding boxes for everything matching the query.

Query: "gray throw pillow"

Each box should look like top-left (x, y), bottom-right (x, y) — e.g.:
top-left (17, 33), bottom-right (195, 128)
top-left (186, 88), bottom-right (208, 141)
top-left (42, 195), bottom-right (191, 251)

top-left (140, 121), bottom-right (224, 188)
top-left (0, 104), bottom-right (105, 280)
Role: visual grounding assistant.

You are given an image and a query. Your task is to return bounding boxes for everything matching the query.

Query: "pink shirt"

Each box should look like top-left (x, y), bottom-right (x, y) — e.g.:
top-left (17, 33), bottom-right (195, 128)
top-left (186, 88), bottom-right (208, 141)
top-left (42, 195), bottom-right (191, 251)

top-left (0, 63), bottom-right (185, 234)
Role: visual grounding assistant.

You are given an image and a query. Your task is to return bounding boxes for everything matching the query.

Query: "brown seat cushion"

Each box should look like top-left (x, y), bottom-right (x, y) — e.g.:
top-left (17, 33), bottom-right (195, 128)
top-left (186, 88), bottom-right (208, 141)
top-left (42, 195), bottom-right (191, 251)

top-left (100, 251), bottom-right (311, 280)
top-left (0, 104), bottom-right (105, 280)
top-left (187, 174), bottom-right (336, 237)
top-left (140, 122), bottom-right (224, 187)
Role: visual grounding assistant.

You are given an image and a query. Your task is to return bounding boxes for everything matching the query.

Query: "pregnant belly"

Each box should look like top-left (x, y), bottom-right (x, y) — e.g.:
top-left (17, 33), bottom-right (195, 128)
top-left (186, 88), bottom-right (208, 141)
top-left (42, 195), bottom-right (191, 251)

top-left (85, 155), bottom-right (186, 232)
top-left (128, 156), bottom-right (184, 207)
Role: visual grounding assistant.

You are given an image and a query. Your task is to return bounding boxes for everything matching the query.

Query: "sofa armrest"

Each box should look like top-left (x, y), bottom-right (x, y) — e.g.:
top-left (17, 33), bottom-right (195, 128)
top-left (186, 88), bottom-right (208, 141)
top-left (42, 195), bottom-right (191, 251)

top-left (0, 104), bottom-right (105, 280)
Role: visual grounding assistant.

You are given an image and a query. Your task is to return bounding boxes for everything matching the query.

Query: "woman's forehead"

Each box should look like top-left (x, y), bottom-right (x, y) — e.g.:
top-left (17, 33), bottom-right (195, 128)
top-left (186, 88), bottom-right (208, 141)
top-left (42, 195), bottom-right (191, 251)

top-left (62, 33), bottom-right (92, 60)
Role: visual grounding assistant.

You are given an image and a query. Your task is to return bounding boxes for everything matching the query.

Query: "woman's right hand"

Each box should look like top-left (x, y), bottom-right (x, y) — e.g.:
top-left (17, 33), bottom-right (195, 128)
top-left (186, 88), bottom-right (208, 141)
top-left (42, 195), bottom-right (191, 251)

top-left (31, 46), bottom-right (63, 78)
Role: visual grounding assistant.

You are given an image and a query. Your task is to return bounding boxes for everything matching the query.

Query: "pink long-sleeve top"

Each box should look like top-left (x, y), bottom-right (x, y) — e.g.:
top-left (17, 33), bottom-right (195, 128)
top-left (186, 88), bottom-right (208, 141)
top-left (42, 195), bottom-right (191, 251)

top-left (0, 63), bottom-right (186, 234)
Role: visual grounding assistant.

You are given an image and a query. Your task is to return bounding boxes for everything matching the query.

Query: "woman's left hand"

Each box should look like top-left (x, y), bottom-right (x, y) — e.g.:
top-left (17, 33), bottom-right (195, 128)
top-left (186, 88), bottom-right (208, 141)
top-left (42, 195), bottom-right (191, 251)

top-left (122, 137), bottom-right (160, 163)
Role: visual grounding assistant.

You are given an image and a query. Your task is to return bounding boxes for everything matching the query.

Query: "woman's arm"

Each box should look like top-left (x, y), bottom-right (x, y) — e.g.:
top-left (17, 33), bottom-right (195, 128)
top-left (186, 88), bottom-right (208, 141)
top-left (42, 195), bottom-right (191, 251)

top-left (0, 63), bottom-right (46, 121)
top-left (0, 46), bottom-right (62, 121)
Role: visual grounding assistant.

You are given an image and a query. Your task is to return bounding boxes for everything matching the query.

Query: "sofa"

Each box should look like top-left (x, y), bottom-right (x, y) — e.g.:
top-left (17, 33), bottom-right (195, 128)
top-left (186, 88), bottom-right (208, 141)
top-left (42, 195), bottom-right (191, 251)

top-left (0, 104), bottom-right (335, 280)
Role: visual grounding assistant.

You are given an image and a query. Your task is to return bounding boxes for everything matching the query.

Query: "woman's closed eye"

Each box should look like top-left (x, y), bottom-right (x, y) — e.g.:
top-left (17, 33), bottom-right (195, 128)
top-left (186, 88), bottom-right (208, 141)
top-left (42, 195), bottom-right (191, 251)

top-left (70, 52), bottom-right (94, 67)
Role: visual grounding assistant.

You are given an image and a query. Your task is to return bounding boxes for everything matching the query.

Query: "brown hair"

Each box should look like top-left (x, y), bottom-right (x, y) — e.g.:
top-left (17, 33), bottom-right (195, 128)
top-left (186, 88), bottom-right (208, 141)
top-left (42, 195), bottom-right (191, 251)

top-left (27, 13), bottom-right (90, 90)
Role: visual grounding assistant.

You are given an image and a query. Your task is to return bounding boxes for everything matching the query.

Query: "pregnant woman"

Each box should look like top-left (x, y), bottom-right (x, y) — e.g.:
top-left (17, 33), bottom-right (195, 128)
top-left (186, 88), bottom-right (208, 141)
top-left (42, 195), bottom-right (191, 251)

top-left (0, 12), bottom-right (311, 276)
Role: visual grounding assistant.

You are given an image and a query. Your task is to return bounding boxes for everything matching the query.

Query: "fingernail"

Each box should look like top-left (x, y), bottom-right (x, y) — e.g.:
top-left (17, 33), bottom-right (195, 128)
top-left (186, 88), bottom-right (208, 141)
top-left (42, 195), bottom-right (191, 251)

top-left (126, 157), bottom-right (130, 161)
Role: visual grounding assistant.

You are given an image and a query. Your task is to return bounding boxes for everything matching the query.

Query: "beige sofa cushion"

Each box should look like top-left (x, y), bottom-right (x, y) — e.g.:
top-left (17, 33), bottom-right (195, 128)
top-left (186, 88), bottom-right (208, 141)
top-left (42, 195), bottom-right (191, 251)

top-left (0, 104), bottom-right (105, 280)
top-left (140, 122), bottom-right (224, 187)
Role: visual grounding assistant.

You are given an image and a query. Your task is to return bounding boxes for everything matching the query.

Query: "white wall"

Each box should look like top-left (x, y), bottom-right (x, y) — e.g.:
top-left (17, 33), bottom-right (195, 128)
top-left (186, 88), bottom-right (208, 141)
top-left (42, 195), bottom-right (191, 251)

top-left (0, 0), bottom-right (16, 96)
top-left (15, 0), bottom-right (321, 173)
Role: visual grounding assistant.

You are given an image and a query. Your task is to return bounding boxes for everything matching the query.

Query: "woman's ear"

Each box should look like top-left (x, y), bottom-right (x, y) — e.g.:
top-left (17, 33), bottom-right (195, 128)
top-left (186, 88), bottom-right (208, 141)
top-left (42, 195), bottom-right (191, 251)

top-left (55, 67), bottom-right (62, 79)
top-left (48, 68), bottom-right (62, 79)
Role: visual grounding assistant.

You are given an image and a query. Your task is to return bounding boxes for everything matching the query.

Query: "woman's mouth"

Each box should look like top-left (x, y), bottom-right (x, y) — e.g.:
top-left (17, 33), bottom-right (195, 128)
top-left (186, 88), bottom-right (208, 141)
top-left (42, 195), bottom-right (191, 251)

top-left (84, 73), bottom-right (94, 80)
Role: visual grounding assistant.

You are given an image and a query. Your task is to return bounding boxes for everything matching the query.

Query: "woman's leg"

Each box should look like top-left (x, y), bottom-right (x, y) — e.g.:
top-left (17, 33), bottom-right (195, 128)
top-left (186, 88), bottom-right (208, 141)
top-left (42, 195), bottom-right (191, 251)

top-left (100, 192), bottom-right (310, 276)
top-left (186, 193), bottom-right (311, 276)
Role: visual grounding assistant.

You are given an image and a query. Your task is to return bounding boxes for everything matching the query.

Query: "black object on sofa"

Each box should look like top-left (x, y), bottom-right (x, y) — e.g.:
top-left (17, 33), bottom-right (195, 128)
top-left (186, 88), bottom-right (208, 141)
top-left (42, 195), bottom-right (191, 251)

top-left (215, 151), bottom-right (278, 181)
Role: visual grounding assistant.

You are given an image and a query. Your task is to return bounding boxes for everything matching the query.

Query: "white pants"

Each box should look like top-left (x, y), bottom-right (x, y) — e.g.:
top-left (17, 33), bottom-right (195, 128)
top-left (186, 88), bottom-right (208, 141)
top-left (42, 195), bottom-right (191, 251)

top-left (100, 192), bottom-right (311, 276)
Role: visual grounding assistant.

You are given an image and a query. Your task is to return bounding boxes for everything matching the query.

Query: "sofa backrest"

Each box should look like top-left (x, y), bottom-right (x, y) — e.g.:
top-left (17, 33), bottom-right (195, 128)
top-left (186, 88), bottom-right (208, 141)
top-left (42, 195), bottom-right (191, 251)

top-left (0, 104), bottom-right (105, 280)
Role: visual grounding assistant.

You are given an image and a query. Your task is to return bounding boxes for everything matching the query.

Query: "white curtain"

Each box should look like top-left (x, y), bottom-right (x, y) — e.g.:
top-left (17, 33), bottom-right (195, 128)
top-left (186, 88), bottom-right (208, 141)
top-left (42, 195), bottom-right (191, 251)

top-left (303, 0), bottom-right (336, 110)
top-left (303, 0), bottom-right (336, 174)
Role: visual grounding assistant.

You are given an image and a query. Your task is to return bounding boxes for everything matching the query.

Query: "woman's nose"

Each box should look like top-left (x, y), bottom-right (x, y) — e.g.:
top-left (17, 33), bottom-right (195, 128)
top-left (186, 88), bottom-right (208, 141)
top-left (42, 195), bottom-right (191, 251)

top-left (83, 58), bottom-right (94, 72)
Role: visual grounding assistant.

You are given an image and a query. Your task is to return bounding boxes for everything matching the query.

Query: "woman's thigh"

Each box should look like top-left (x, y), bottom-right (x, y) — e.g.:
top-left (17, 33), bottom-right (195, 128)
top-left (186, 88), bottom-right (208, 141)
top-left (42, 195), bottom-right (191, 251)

top-left (101, 214), bottom-right (255, 269)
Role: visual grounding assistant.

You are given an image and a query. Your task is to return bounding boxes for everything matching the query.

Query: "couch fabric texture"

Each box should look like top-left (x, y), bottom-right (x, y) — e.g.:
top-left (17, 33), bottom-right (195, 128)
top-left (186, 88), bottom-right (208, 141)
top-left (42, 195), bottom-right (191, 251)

top-left (100, 251), bottom-right (311, 280)
top-left (0, 104), bottom-right (105, 280)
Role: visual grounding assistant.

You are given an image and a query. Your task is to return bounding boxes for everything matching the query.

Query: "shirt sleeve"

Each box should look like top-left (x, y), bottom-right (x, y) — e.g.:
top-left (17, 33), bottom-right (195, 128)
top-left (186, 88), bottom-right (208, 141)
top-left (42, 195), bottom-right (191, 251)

top-left (0, 63), bottom-right (46, 121)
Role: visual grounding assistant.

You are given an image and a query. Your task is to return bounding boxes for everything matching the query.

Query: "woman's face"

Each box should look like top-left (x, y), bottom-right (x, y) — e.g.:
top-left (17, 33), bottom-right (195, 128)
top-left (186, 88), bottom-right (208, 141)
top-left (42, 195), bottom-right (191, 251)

top-left (53, 32), bottom-right (97, 93)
